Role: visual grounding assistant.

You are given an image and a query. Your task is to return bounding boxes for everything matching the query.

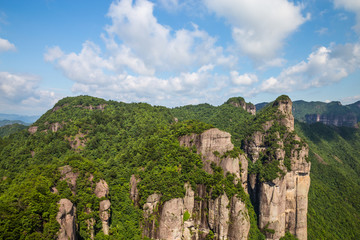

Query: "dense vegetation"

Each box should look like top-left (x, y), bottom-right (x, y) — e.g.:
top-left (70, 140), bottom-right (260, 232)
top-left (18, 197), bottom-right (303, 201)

top-left (295, 122), bottom-right (360, 239)
top-left (0, 96), bottom-right (265, 239)
top-left (0, 95), bottom-right (359, 239)
top-left (0, 123), bottom-right (27, 137)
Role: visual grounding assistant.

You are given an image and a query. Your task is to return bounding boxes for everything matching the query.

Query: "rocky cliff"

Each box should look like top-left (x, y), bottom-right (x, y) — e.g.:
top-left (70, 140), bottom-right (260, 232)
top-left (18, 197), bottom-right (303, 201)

top-left (55, 165), bottom-right (111, 240)
top-left (245, 97), bottom-right (310, 240)
top-left (137, 128), bottom-right (250, 240)
top-left (136, 96), bottom-right (310, 240)
top-left (227, 97), bottom-right (256, 115)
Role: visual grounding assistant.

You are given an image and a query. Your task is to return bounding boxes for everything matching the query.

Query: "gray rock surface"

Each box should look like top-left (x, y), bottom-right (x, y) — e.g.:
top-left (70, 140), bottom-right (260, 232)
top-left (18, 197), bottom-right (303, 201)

top-left (56, 199), bottom-right (76, 240)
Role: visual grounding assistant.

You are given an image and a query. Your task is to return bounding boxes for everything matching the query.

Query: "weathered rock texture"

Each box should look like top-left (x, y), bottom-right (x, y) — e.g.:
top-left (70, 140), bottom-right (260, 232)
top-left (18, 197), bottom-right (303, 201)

top-left (245, 98), bottom-right (311, 240)
top-left (59, 165), bottom-right (79, 195)
top-left (228, 99), bottom-right (256, 115)
top-left (138, 97), bottom-right (310, 240)
top-left (95, 179), bottom-right (111, 235)
top-left (55, 168), bottom-right (111, 239)
top-left (142, 128), bottom-right (250, 240)
top-left (28, 126), bottom-right (38, 134)
top-left (130, 174), bottom-right (140, 205)
top-left (56, 199), bottom-right (76, 240)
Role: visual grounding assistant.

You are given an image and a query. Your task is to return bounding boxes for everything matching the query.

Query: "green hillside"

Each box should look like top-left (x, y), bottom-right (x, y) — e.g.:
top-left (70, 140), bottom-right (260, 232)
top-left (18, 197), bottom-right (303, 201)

top-left (295, 122), bottom-right (360, 239)
top-left (0, 95), bottom-right (359, 239)
top-left (0, 96), bottom-right (264, 239)
top-left (0, 123), bottom-right (27, 137)
top-left (173, 99), bottom-right (360, 240)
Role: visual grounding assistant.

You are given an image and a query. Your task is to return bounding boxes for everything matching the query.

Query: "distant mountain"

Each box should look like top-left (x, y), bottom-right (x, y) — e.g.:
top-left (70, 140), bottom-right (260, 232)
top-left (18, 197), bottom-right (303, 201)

top-left (256, 100), bottom-right (360, 128)
top-left (0, 120), bottom-right (29, 127)
top-left (0, 113), bottom-right (39, 124)
top-left (0, 123), bottom-right (27, 137)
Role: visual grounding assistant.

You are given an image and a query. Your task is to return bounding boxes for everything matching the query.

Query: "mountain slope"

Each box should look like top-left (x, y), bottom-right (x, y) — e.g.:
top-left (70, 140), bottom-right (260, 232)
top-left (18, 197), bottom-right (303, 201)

top-left (0, 95), bottom-right (359, 239)
top-left (295, 122), bottom-right (360, 239)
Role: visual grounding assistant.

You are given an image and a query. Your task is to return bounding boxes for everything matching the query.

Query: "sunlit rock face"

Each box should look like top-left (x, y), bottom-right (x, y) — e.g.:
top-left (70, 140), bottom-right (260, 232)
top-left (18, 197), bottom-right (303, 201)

top-left (140, 128), bottom-right (250, 240)
top-left (137, 97), bottom-right (310, 240)
top-left (56, 199), bottom-right (76, 240)
top-left (245, 98), bottom-right (311, 240)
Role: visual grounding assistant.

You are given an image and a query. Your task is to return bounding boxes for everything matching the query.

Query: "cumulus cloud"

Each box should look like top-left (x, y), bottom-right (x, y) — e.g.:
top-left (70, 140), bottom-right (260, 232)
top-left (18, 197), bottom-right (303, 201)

top-left (45, 0), bottom-right (236, 106)
top-left (45, 41), bottom-right (112, 84)
top-left (259, 43), bottom-right (360, 93)
top-left (334, 0), bottom-right (360, 33)
top-left (230, 71), bottom-right (258, 85)
top-left (203, 0), bottom-right (308, 61)
top-left (0, 72), bottom-right (58, 114)
top-left (69, 64), bottom-right (220, 106)
top-left (0, 38), bottom-right (15, 52)
top-left (44, 46), bottom-right (64, 62)
top-left (105, 0), bottom-right (234, 72)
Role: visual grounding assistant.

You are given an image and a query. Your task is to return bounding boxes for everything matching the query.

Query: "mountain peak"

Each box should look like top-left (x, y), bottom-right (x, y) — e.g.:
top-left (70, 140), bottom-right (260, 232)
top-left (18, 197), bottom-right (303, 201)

top-left (225, 96), bottom-right (256, 115)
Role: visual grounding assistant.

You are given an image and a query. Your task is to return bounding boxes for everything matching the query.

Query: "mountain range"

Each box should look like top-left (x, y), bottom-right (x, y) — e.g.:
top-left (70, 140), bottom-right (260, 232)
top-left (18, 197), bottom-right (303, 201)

top-left (0, 95), bottom-right (359, 240)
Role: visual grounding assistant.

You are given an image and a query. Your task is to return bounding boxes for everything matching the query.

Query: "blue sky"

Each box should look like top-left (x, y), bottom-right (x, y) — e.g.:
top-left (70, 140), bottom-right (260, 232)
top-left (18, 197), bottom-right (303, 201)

top-left (0, 0), bottom-right (360, 115)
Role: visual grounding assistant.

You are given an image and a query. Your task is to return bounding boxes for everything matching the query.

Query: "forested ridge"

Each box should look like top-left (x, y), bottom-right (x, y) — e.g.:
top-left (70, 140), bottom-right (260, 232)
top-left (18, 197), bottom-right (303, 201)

top-left (0, 95), bottom-right (359, 239)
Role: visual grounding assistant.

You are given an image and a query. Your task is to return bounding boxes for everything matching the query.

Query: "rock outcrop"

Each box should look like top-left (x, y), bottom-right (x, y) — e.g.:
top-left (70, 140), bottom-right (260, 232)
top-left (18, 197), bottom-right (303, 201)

top-left (55, 167), bottom-right (111, 239)
top-left (245, 97), bottom-right (311, 240)
top-left (28, 126), bottom-right (38, 134)
top-left (95, 179), bottom-right (111, 235)
top-left (227, 97), bottom-right (256, 115)
top-left (137, 96), bottom-right (310, 240)
top-left (59, 165), bottom-right (79, 195)
top-left (141, 128), bottom-right (250, 240)
top-left (56, 199), bottom-right (76, 240)
top-left (130, 174), bottom-right (140, 205)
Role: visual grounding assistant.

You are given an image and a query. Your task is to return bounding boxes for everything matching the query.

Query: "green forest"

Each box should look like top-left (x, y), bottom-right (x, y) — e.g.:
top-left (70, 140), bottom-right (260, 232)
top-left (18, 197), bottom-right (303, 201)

top-left (0, 95), bottom-right (359, 239)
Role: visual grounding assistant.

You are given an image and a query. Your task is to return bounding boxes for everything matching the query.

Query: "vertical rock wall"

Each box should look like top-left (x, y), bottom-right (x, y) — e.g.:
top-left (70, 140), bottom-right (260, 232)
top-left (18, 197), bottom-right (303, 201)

top-left (55, 167), bottom-right (111, 239)
top-left (141, 128), bottom-right (250, 240)
top-left (246, 98), bottom-right (311, 240)
top-left (56, 199), bottom-right (77, 240)
top-left (137, 97), bottom-right (310, 240)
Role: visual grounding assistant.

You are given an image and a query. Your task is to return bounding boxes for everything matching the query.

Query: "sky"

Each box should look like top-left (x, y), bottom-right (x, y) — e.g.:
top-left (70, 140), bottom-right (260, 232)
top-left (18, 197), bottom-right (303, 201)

top-left (0, 0), bottom-right (360, 115)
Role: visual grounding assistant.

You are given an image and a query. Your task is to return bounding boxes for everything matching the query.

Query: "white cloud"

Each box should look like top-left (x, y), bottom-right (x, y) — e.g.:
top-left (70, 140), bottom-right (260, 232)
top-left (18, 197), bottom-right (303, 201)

top-left (105, 0), bottom-right (233, 72)
top-left (157, 0), bottom-right (179, 11)
top-left (203, 0), bottom-right (309, 61)
top-left (0, 38), bottom-right (15, 52)
top-left (44, 46), bottom-right (64, 62)
top-left (46, 41), bottom-right (112, 84)
top-left (45, 0), bottom-right (236, 106)
top-left (68, 64), bottom-right (221, 106)
top-left (334, 0), bottom-right (360, 33)
top-left (230, 71), bottom-right (258, 85)
top-left (259, 43), bottom-right (360, 93)
top-left (0, 72), bottom-right (58, 114)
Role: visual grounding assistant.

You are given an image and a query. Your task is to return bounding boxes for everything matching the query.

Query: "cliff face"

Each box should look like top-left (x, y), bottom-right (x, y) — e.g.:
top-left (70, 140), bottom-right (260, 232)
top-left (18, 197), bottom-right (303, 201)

top-left (139, 128), bottom-right (250, 240)
top-left (227, 98), bottom-right (256, 115)
top-left (245, 98), bottom-right (310, 240)
top-left (55, 166), bottom-right (111, 239)
top-left (135, 97), bottom-right (310, 240)
top-left (305, 113), bottom-right (358, 128)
